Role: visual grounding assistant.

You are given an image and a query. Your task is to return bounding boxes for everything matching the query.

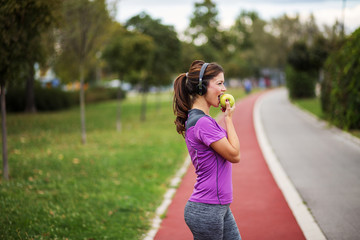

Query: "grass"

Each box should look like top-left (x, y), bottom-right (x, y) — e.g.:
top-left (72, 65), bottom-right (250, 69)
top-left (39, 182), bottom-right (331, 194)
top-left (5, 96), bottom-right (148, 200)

top-left (292, 97), bottom-right (360, 139)
top-left (0, 87), bottom-right (249, 239)
top-left (292, 97), bottom-right (324, 119)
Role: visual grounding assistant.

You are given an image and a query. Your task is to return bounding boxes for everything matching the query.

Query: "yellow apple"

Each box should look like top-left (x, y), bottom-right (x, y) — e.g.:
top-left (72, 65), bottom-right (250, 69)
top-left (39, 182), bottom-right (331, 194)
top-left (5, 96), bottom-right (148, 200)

top-left (220, 93), bottom-right (235, 108)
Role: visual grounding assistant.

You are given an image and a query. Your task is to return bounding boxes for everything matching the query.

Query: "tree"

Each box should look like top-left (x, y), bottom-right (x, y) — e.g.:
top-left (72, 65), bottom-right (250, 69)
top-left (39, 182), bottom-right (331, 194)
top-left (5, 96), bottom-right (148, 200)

top-left (102, 23), bottom-right (154, 129)
top-left (222, 10), bottom-right (282, 79)
top-left (179, 41), bottom-right (204, 72)
top-left (225, 11), bottom-right (262, 78)
top-left (186, 0), bottom-right (225, 62)
top-left (126, 12), bottom-right (181, 120)
top-left (57, 0), bottom-right (111, 144)
top-left (187, 0), bottom-right (219, 45)
top-left (0, 0), bottom-right (61, 180)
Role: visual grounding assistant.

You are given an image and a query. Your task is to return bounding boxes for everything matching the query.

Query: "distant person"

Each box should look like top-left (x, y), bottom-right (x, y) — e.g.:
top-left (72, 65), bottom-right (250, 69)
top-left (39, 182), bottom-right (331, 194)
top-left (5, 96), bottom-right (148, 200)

top-left (173, 60), bottom-right (242, 240)
top-left (264, 76), bottom-right (271, 88)
top-left (259, 77), bottom-right (266, 89)
top-left (244, 79), bottom-right (252, 94)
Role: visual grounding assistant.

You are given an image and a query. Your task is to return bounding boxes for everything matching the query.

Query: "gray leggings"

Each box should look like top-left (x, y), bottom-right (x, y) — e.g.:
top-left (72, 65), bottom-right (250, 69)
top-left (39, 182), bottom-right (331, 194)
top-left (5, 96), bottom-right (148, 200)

top-left (184, 201), bottom-right (241, 240)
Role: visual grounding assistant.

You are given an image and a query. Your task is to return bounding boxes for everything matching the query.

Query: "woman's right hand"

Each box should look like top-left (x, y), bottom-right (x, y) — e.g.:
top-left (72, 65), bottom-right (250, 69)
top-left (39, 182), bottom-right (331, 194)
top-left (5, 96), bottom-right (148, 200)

top-left (223, 99), bottom-right (235, 119)
top-left (213, 99), bottom-right (240, 163)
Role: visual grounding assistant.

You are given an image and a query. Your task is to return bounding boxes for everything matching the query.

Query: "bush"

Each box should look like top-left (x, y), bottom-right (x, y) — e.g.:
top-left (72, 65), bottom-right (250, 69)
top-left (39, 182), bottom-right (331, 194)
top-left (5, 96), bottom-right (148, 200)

top-left (286, 41), bottom-right (319, 99)
top-left (321, 28), bottom-right (360, 130)
top-left (285, 65), bottom-right (316, 99)
top-left (6, 87), bottom-right (76, 112)
top-left (6, 86), bottom-right (126, 112)
top-left (35, 88), bottom-right (75, 111)
top-left (84, 87), bottom-right (124, 103)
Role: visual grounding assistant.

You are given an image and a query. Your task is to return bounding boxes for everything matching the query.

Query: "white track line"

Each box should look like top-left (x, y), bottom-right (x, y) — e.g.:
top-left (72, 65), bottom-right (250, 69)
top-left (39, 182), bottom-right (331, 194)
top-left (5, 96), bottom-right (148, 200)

top-left (253, 91), bottom-right (326, 240)
top-left (143, 155), bottom-right (191, 240)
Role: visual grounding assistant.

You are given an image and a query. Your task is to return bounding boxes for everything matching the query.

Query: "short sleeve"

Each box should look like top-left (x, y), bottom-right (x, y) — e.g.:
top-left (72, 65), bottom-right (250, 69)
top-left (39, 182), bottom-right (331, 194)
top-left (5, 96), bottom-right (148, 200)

top-left (196, 117), bottom-right (226, 146)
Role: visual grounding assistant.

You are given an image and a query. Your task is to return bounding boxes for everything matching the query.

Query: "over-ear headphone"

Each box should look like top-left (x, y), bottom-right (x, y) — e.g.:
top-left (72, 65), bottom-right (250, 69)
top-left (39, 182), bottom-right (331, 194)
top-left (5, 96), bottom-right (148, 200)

top-left (197, 63), bottom-right (209, 96)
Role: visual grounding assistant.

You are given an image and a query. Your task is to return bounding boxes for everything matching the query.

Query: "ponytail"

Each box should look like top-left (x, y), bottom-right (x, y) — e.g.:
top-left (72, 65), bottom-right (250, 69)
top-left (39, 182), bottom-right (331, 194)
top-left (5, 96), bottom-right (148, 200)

top-left (173, 73), bottom-right (192, 137)
top-left (173, 60), bottom-right (224, 137)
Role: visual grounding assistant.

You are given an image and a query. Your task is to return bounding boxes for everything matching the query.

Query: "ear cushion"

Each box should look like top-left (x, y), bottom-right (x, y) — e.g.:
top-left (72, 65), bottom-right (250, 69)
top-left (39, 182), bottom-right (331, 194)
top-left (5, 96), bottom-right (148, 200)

top-left (196, 82), bottom-right (207, 95)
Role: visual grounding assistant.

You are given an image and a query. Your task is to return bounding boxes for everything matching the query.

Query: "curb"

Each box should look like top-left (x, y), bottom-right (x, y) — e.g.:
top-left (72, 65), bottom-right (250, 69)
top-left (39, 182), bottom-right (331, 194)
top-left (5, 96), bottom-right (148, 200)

top-left (142, 156), bottom-right (191, 240)
top-left (253, 90), bottom-right (326, 240)
top-left (291, 101), bottom-right (360, 148)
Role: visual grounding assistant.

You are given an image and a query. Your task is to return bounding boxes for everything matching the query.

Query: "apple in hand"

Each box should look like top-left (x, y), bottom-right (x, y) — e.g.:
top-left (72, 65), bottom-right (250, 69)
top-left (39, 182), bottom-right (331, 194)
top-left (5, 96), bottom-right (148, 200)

top-left (220, 93), bottom-right (235, 108)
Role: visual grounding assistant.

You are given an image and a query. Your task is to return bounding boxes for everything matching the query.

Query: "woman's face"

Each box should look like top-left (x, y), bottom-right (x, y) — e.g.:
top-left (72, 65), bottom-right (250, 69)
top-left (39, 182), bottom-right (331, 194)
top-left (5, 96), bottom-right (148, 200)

top-left (205, 72), bottom-right (226, 108)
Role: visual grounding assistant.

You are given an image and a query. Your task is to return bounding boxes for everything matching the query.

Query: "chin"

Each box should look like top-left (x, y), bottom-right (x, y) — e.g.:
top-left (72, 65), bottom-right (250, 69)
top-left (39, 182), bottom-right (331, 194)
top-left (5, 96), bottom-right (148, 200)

top-left (213, 102), bottom-right (220, 108)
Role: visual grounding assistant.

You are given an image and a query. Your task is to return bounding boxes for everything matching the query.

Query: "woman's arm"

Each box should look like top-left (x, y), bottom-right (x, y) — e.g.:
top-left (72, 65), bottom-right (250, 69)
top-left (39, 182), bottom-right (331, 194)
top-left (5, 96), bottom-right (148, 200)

top-left (210, 100), bottom-right (241, 163)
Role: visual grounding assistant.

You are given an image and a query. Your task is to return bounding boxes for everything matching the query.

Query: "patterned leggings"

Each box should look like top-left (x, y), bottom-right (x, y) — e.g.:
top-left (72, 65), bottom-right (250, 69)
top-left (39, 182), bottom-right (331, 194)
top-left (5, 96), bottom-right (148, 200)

top-left (184, 201), bottom-right (242, 240)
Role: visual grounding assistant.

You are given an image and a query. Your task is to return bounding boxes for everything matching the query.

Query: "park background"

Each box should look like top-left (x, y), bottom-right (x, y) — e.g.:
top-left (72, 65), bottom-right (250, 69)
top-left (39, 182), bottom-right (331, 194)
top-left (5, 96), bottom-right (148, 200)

top-left (1, 0), bottom-right (359, 239)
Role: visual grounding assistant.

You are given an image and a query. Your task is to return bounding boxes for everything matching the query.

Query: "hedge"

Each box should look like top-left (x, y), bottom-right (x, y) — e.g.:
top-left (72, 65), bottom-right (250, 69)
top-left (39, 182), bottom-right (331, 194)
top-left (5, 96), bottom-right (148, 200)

top-left (321, 27), bottom-right (360, 130)
top-left (285, 65), bottom-right (316, 99)
top-left (6, 86), bottom-right (126, 112)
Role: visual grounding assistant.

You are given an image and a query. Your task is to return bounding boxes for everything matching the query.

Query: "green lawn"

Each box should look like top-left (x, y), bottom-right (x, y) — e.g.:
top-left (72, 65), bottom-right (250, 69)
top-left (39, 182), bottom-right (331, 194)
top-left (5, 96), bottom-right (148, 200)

top-left (0, 87), bottom-right (249, 239)
top-left (292, 97), bottom-right (324, 119)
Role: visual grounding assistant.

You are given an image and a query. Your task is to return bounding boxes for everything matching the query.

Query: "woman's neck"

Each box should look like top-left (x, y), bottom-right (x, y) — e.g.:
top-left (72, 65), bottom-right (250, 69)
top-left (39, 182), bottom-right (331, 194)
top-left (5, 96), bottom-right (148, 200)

top-left (192, 97), bottom-right (210, 116)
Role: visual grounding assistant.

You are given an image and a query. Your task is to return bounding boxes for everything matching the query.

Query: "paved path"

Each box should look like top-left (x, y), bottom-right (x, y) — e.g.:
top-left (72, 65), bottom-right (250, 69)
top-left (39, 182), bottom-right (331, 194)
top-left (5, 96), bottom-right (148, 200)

top-left (154, 91), bottom-right (305, 240)
top-left (259, 88), bottom-right (360, 240)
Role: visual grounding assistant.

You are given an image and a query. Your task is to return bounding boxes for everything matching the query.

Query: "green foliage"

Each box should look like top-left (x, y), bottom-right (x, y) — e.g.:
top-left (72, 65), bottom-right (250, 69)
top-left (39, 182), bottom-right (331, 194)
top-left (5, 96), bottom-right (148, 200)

top-left (231, 10), bottom-right (259, 50)
top-left (186, 0), bottom-right (226, 62)
top-left (6, 87), bottom-right (74, 112)
top-left (55, 0), bottom-right (111, 84)
top-left (187, 0), bottom-right (220, 44)
top-left (287, 42), bottom-right (314, 71)
top-left (0, 0), bottom-right (61, 85)
top-left (321, 28), bottom-right (360, 130)
top-left (285, 65), bottom-right (316, 99)
top-left (5, 86), bottom-right (124, 112)
top-left (126, 12), bottom-right (181, 87)
top-left (179, 42), bottom-right (204, 72)
top-left (287, 39), bottom-right (328, 72)
top-left (102, 23), bottom-right (155, 84)
top-left (286, 35), bottom-right (330, 99)
top-left (84, 87), bottom-right (124, 104)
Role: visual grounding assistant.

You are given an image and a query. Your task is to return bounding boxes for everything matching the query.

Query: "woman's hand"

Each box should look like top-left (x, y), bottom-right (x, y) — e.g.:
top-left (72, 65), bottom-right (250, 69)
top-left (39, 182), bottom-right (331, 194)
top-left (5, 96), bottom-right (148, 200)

top-left (214, 99), bottom-right (240, 163)
top-left (222, 99), bottom-right (235, 118)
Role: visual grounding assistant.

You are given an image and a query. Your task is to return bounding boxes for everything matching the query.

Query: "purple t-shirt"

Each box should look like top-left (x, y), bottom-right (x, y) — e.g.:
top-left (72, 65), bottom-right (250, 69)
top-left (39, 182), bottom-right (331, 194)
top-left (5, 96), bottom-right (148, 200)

top-left (185, 109), bottom-right (233, 205)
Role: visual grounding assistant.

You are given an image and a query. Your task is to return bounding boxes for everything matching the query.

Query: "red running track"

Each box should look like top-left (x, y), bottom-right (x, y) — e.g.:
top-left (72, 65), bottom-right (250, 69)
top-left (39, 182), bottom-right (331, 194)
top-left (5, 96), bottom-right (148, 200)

top-left (155, 91), bottom-right (305, 240)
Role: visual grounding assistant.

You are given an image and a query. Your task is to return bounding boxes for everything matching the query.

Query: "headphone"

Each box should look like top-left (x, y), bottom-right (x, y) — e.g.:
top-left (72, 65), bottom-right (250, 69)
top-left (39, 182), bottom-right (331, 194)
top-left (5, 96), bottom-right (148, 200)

top-left (197, 63), bottom-right (209, 96)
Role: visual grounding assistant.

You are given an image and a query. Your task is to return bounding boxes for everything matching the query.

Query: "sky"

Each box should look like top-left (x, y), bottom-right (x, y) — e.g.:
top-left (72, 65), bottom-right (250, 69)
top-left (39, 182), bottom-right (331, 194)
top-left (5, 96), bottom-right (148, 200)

top-left (112, 0), bottom-right (360, 34)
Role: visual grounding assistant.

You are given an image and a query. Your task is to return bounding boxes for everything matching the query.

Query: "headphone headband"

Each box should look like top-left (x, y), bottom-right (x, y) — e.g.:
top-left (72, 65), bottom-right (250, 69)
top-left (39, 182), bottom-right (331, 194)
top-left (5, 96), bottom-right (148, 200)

top-left (198, 63), bottom-right (209, 95)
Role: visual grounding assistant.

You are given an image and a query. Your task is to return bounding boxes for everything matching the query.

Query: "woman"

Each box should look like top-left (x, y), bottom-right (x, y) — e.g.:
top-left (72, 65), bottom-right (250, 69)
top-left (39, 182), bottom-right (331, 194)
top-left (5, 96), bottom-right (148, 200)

top-left (173, 60), bottom-right (241, 240)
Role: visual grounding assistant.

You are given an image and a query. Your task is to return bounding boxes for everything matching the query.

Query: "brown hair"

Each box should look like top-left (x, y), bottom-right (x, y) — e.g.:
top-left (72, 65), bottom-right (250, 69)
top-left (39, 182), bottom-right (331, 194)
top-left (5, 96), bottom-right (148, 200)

top-left (173, 60), bottom-right (224, 137)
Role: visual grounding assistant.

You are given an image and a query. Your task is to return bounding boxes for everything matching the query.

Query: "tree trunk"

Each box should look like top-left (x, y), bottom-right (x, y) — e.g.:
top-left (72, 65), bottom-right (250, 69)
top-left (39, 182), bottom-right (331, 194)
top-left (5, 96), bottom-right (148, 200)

top-left (25, 62), bottom-right (36, 113)
top-left (140, 88), bottom-right (147, 122)
top-left (1, 81), bottom-right (9, 180)
top-left (116, 81), bottom-right (122, 132)
top-left (79, 63), bottom-right (87, 144)
top-left (156, 87), bottom-right (161, 113)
